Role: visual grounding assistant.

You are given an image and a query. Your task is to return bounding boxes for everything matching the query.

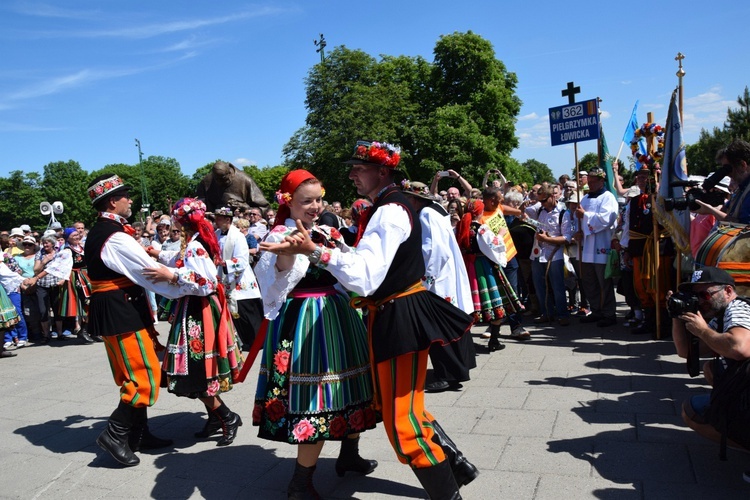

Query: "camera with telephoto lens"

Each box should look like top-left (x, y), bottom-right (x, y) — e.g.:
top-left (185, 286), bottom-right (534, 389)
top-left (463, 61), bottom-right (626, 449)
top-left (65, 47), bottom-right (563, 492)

top-left (663, 187), bottom-right (727, 212)
top-left (666, 291), bottom-right (700, 318)
top-left (664, 164), bottom-right (731, 212)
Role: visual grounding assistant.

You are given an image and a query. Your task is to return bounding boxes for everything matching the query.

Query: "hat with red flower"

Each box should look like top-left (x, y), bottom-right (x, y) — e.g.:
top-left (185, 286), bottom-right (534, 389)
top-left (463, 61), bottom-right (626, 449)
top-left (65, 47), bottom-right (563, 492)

top-left (344, 140), bottom-right (402, 169)
top-left (87, 174), bottom-right (132, 205)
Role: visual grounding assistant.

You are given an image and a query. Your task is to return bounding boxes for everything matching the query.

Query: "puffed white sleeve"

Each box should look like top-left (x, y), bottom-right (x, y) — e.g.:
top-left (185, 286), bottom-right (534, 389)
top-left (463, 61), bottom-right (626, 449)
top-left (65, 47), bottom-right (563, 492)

top-left (254, 226), bottom-right (309, 320)
top-left (476, 224), bottom-right (507, 268)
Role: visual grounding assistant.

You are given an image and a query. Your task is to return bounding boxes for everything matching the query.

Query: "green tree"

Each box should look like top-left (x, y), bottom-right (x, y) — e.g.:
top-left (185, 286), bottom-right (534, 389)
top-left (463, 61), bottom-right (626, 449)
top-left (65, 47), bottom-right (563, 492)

top-left (686, 86), bottom-right (750, 176)
top-left (415, 31), bottom-right (522, 185)
top-left (521, 159), bottom-right (555, 184)
top-left (572, 153), bottom-right (599, 177)
top-left (285, 47), bottom-right (421, 202)
top-left (686, 127), bottom-right (732, 176)
top-left (244, 165), bottom-right (289, 205)
top-left (42, 160), bottom-right (91, 228)
top-left (284, 32), bottom-right (522, 201)
top-left (137, 156), bottom-right (190, 215)
top-left (0, 171), bottom-right (46, 229)
top-left (725, 86), bottom-right (750, 139)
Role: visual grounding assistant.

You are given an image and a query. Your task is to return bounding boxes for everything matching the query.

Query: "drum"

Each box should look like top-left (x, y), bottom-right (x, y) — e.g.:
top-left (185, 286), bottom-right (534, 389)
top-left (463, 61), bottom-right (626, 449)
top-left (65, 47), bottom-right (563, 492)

top-left (694, 223), bottom-right (750, 295)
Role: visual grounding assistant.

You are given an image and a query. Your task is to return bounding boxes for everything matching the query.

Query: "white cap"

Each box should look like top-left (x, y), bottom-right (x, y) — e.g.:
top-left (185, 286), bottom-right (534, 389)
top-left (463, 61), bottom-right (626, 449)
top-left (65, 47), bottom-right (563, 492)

top-left (716, 176), bottom-right (731, 194)
top-left (19, 224), bottom-right (31, 232)
top-left (626, 186), bottom-right (641, 198)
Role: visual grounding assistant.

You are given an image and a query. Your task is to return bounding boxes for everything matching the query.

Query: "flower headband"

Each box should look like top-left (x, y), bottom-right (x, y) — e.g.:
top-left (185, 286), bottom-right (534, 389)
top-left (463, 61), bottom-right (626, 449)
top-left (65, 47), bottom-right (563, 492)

top-left (172, 198), bottom-right (207, 227)
top-left (348, 140), bottom-right (401, 168)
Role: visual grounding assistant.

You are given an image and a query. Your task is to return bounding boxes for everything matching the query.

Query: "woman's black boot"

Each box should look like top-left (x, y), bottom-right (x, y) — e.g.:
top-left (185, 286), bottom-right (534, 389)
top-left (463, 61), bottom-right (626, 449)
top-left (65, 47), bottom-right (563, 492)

top-left (335, 435), bottom-right (378, 477)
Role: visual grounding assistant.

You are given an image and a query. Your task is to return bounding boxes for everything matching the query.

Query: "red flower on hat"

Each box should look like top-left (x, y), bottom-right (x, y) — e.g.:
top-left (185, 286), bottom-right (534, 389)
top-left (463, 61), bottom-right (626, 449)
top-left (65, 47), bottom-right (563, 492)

top-left (368, 147), bottom-right (388, 164)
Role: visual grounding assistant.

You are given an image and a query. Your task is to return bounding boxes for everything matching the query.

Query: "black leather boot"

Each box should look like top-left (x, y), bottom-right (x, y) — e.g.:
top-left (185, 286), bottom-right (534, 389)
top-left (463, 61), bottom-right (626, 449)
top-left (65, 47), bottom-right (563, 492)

top-left (129, 407), bottom-right (173, 452)
top-left (78, 326), bottom-right (95, 344)
top-left (194, 405), bottom-right (223, 438)
top-left (488, 323), bottom-right (505, 352)
top-left (287, 461), bottom-right (321, 500)
top-left (214, 402), bottom-right (242, 446)
top-left (431, 421), bottom-right (479, 487)
top-left (335, 435), bottom-right (378, 477)
top-left (96, 402), bottom-right (139, 466)
top-left (413, 460), bottom-right (462, 500)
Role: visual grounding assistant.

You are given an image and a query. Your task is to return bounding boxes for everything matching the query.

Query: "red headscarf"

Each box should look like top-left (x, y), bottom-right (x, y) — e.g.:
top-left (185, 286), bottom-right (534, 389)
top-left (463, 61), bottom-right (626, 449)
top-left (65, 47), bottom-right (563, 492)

top-left (275, 169), bottom-right (319, 225)
top-left (457, 199), bottom-right (484, 250)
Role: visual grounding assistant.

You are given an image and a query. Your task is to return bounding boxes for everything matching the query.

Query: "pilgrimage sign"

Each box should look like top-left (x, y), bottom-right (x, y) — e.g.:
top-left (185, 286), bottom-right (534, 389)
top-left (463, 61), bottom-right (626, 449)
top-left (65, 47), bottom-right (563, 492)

top-left (549, 98), bottom-right (600, 146)
top-left (549, 83), bottom-right (600, 147)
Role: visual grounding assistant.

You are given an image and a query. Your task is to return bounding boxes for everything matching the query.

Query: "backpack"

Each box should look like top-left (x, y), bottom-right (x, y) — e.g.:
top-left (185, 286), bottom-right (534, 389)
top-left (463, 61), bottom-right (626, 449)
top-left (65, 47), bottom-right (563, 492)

top-left (703, 296), bottom-right (750, 460)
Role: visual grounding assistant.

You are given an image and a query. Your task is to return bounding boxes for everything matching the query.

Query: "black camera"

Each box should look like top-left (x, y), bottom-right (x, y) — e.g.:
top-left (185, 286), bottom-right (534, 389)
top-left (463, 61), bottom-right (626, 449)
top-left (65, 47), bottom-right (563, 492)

top-left (666, 291), bottom-right (700, 318)
top-left (664, 188), bottom-right (727, 212)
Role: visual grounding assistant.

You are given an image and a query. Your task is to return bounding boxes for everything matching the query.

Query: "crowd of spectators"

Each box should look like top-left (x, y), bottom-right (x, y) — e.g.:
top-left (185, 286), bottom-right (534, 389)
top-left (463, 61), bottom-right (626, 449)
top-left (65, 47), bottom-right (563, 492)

top-left (4, 140), bottom-right (750, 481)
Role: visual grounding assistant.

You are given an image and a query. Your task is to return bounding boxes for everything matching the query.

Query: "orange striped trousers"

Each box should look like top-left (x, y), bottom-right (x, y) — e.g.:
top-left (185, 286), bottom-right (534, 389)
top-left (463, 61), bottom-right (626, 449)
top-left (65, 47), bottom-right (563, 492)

top-left (375, 349), bottom-right (446, 468)
top-left (103, 329), bottom-right (161, 408)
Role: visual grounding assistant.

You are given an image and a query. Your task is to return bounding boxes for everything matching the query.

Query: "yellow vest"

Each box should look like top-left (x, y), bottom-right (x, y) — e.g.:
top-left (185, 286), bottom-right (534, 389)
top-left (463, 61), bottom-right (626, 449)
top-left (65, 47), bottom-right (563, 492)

top-left (481, 208), bottom-right (517, 262)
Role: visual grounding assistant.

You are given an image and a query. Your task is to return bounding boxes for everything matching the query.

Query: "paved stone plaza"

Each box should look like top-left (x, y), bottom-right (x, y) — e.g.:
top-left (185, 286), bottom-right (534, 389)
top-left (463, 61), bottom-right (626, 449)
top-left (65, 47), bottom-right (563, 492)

top-left (2, 311), bottom-right (749, 499)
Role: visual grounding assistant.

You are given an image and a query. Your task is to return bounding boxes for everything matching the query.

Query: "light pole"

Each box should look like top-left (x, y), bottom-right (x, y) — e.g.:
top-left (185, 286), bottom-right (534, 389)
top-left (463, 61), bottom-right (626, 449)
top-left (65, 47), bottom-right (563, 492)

top-left (135, 138), bottom-right (150, 222)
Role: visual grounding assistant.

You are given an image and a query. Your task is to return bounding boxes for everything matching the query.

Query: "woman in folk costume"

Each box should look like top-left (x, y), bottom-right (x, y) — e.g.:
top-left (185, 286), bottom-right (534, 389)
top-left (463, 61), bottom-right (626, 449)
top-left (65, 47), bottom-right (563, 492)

top-left (0, 257), bottom-right (22, 334)
top-left (144, 198), bottom-right (244, 446)
top-left (457, 199), bottom-right (523, 351)
top-left (53, 227), bottom-right (95, 343)
top-left (252, 169), bottom-right (377, 499)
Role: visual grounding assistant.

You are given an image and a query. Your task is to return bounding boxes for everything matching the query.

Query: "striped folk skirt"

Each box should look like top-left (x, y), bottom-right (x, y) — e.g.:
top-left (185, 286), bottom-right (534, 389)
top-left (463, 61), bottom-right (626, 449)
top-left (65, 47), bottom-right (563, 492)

top-left (58, 268), bottom-right (91, 320)
top-left (464, 253), bottom-right (522, 322)
top-left (253, 287), bottom-right (376, 444)
top-left (163, 293), bottom-right (244, 398)
top-left (0, 285), bottom-right (20, 330)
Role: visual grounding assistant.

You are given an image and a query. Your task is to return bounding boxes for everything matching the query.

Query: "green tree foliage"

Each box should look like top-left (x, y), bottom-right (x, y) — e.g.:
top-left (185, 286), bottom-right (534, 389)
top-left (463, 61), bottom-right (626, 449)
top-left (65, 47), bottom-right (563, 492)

top-left (572, 153), bottom-right (599, 177)
top-left (244, 165), bottom-right (289, 205)
top-left (421, 31), bottom-right (522, 183)
top-left (284, 31), bottom-right (522, 202)
top-left (687, 86), bottom-right (750, 176)
top-left (686, 127), bottom-right (732, 176)
top-left (41, 160), bottom-right (91, 228)
top-left (521, 159), bottom-right (554, 184)
top-left (88, 158), bottom-right (189, 222)
top-left (725, 86), bottom-right (750, 139)
top-left (0, 171), bottom-right (46, 229)
top-left (137, 156), bottom-right (190, 215)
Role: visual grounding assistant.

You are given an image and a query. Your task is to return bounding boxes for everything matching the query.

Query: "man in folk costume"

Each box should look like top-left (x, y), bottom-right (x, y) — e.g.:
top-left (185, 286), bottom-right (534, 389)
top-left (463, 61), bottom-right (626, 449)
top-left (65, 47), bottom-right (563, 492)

top-left (402, 180), bottom-right (478, 399)
top-left (84, 174), bottom-right (181, 467)
top-left (213, 206), bottom-right (264, 348)
top-left (619, 167), bottom-right (674, 335)
top-left (574, 167), bottom-right (619, 327)
top-left (261, 140), bottom-right (478, 499)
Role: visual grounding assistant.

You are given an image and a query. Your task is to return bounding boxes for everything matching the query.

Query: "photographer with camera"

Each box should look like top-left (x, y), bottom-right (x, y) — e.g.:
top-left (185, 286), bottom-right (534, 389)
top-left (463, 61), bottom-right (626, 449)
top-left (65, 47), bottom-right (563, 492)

top-left (668, 267), bottom-right (750, 452)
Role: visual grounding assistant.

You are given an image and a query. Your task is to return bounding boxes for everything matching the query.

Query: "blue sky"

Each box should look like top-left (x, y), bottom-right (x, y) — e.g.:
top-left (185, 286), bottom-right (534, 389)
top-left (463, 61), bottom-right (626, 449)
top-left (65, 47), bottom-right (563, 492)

top-left (1, 1), bottom-right (746, 182)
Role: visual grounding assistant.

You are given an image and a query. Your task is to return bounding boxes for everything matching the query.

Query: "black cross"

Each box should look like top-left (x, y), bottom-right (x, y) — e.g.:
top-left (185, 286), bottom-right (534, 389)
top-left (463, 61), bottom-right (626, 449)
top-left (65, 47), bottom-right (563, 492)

top-left (561, 81), bottom-right (580, 105)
